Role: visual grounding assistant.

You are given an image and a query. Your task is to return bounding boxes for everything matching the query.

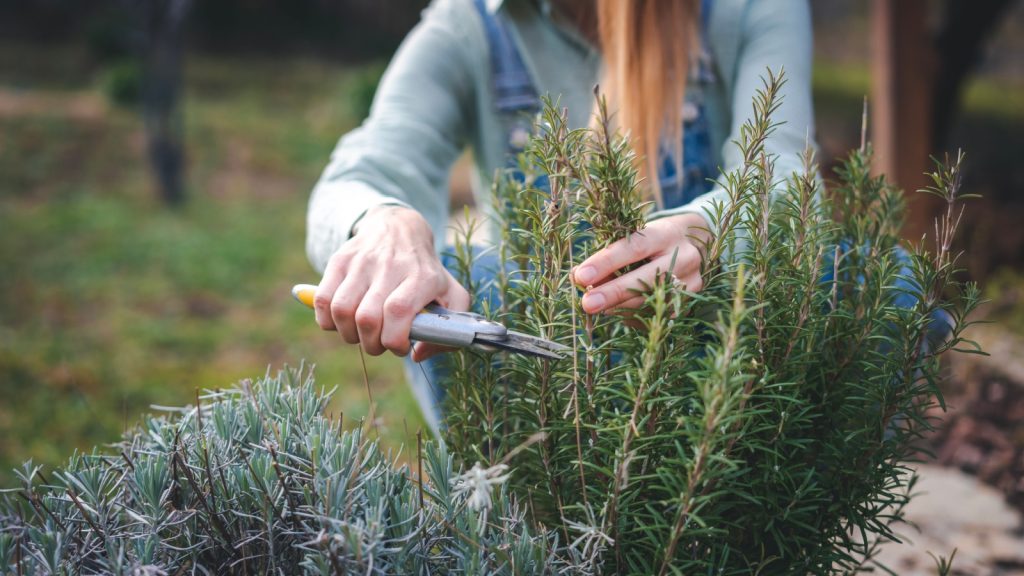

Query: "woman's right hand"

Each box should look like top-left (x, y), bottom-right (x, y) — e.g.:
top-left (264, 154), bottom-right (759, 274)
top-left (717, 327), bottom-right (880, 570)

top-left (312, 205), bottom-right (470, 362)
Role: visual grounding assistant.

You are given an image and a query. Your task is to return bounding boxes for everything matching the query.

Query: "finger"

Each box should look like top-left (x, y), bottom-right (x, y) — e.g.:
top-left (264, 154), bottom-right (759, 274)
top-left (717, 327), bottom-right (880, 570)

top-left (381, 273), bottom-right (445, 356)
top-left (573, 227), bottom-right (667, 288)
top-left (331, 271), bottom-right (370, 344)
top-left (581, 255), bottom-right (672, 314)
top-left (668, 242), bottom-right (703, 279)
top-left (411, 341), bottom-right (457, 362)
top-left (440, 271), bottom-right (471, 312)
top-left (355, 280), bottom-right (395, 357)
top-left (575, 268), bottom-right (615, 290)
top-left (612, 295), bottom-right (648, 311)
top-left (412, 273), bottom-right (471, 362)
top-left (581, 253), bottom-right (705, 314)
top-left (313, 252), bottom-right (350, 330)
top-left (676, 271), bottom-right (704, 293)
top-left (609, 271), bottom-right (703, 317)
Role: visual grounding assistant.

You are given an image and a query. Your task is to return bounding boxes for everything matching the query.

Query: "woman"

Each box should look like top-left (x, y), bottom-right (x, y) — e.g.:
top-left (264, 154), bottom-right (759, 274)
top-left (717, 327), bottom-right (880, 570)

top-left (305, 0), bottom-right (816, 428)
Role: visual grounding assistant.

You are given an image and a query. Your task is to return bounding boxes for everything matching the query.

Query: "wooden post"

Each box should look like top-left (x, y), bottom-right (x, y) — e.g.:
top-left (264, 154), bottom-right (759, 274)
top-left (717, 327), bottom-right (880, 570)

top-left (870, 0), bottom-right (941, 241)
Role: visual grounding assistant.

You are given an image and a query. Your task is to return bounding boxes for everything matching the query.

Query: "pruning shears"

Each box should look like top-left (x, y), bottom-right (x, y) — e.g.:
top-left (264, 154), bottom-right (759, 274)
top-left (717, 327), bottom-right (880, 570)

top-left (291, 284), bottom-right (570, 360)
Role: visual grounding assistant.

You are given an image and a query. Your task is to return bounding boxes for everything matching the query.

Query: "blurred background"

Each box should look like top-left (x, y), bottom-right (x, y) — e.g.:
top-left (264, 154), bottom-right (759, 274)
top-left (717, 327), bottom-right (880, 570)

top-left (0, 0), bottom-right (1021, 570)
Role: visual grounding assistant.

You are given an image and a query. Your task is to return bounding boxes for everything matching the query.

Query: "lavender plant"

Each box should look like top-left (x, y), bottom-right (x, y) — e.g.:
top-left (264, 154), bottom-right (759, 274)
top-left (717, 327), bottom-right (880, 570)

top-left (0, 367), bottom-right (566, 574)
top-left (442, 71), bottom-right (980, 574)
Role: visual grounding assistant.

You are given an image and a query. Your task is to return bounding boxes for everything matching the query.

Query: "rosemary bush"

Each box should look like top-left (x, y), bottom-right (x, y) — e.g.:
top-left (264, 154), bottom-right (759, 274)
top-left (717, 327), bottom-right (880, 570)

top-left (442, 72), bottom-right (980, 574)
top-left (0, 73), bottom-right (978, 575)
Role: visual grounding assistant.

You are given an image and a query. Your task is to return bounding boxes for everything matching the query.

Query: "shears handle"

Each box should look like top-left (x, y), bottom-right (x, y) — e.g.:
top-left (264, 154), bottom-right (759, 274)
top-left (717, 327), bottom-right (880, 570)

top-left (290, 284), bottom-right (506, 349)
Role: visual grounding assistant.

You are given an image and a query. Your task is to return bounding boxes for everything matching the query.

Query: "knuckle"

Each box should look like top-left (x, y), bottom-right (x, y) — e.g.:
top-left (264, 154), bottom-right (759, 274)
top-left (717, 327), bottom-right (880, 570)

top-left (313, 292), bottom-right (333, 312)
top-left (690, 275), bottom-right (705, 292)
top-left (327, 250), bottom-right (350, 270)
top-left (627, 234), bottom-right (649, 258)
top-left (384, 297), bottom-right (414, 319)
top-left (615, 281), bottom-right (636, 303)
top-left (673, 245), bottom-right (699, 273)
top-left (420, 268), bottom-right (445, 288)
top-left (355, 307), bottom-right (380, 330)
top-left (603, 284), bottom-right (627, 307)
top-left (676, 273), bottom-right (702, 292)
top-left (683, 241), bottom-right (701, 260)
top-left (330, 299), bottom-right (355, 320)
top-left (379, 332), bottom-right (398, 349)
top-left (381, 334), bottom-right (410, 355)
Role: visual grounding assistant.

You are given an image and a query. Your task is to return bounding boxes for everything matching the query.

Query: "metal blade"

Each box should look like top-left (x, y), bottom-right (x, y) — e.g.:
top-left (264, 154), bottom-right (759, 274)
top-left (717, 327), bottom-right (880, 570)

top-left (474, 331), bottom-right (571, 360)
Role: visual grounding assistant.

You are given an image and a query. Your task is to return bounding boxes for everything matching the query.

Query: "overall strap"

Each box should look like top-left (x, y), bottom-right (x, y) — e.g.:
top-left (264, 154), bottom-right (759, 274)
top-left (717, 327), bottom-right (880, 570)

top-left (658, 0), bottom-right (718, 209)
top-left (696, 0), bottom-right (715, 83)
top-left (472, 0), bottom-right (541, 113)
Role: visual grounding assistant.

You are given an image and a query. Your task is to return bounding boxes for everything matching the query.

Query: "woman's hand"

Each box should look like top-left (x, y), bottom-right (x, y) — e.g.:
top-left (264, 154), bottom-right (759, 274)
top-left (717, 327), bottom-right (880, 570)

top-left (313, 205), bottom-right (470, 361)
top-left (572, 213), bottom-right (711, 314)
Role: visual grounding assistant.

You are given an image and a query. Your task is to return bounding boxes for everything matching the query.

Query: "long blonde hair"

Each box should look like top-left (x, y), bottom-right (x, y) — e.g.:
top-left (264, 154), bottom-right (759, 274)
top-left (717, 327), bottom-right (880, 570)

top-left (596, 0), bottom-right (700, 206)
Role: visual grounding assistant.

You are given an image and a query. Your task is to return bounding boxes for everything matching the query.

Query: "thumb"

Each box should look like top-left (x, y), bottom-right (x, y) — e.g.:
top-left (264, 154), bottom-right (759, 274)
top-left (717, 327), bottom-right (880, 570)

top-left (411, 274), bottom-right (471, 363)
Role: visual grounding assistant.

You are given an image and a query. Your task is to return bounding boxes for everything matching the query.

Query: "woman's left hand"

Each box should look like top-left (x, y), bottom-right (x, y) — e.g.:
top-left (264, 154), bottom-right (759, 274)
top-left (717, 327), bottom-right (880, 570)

top-left (572, 213), bottom-right (712, 314)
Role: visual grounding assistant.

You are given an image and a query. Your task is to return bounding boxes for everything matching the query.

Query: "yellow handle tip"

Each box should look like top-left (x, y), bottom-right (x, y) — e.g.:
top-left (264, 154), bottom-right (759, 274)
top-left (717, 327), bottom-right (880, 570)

top-left (292, 284), bottom-right (318, 309)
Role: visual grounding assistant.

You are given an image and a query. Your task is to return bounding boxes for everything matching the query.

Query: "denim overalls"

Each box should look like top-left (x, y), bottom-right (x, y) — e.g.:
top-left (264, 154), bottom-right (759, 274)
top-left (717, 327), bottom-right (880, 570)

top-left (404, 0), bottom-right (720, 432)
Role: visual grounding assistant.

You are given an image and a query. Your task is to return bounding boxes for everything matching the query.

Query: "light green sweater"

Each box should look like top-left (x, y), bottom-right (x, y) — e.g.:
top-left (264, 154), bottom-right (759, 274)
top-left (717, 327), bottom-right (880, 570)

top-left (306, 0), bottom-right (816, 273)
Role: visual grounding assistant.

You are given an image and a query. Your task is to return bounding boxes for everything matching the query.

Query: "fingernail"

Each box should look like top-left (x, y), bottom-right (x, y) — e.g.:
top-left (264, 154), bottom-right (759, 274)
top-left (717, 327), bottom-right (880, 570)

top-left (582, 292), bottom-right (605, 312)
top-left (576, 265), bottom-right (597, 285)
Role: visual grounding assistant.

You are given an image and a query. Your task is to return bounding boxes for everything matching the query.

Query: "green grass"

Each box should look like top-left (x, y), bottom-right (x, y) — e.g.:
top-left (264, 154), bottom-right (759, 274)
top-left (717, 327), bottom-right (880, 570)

top-left (0, 47), bottom-right (419, 484)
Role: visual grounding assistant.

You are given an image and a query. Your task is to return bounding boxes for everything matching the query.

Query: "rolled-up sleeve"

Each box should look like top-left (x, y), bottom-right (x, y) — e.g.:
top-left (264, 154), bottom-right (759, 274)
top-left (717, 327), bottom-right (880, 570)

top-left (306, 0), bottom-right (481, 273)
top-left (652, 0), bottom-right (817, 234)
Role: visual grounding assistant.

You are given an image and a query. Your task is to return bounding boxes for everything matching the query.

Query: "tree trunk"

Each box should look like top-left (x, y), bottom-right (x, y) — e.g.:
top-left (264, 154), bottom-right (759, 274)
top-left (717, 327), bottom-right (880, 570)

top-left (143, 0), bottom-right (191, 206)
